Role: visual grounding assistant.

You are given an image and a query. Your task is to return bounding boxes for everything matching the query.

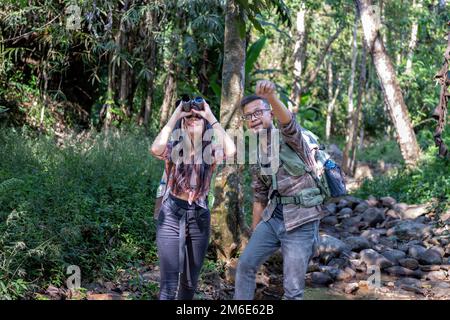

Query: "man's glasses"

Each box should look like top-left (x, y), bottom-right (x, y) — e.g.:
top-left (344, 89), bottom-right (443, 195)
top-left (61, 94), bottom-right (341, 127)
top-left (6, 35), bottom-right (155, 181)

top-left (241, 108), bottom-right (271, 121)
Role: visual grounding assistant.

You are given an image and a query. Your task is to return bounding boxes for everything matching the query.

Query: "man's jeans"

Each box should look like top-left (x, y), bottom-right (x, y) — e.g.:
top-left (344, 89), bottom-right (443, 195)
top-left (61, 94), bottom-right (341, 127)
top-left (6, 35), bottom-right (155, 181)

top-left (234, 217), bottom-right (320, 300)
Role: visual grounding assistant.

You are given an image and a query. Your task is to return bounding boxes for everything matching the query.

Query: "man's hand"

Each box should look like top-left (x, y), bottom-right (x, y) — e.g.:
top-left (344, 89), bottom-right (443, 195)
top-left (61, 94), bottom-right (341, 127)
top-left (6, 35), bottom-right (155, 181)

top-left (256, 80), bottom-right (277, 101)
top-left (256, 79), bottom-right (291, 125)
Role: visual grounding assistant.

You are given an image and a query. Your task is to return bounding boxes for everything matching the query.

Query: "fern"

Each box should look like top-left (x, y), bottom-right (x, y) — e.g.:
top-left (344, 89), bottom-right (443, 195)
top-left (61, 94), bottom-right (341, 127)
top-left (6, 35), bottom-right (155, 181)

top-left (0, 178), bottom-right (23, 194)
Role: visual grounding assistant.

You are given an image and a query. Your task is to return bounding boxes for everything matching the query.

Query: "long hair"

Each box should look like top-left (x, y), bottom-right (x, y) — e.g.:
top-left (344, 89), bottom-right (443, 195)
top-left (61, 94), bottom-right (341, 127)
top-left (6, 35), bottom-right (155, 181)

top-left (169, 118), bottom-right (213, 200)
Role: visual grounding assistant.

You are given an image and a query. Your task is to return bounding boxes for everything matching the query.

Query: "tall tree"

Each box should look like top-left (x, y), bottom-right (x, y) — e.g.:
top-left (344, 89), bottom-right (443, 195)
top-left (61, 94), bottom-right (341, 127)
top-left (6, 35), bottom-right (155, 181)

top-left (325, 54), bottom-right (341, 141)
top-left (290, 2), bottom-right (307, 113)
top-left (210, 0), bottom-right (248, 265)
top-left (342, 11), bottom-right (359, 174)
top-left (355, 0), bottom-right (421, 167)
top-left (405, 0), bottom-right (421, 75)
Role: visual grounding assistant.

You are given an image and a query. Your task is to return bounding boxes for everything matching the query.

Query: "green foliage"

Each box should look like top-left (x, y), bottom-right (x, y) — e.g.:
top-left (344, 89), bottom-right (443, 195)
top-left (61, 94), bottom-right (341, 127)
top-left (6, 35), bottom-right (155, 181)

top-left (353, 143), bottom-right (450, 214)
top-left (0, 128), bottom-right (162, 299)
top-left (356, 140), bottom-right (404, 165)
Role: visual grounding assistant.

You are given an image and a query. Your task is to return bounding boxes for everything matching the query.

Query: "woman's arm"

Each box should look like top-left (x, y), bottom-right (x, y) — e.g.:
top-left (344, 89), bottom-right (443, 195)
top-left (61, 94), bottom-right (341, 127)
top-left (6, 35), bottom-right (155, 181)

top-left (191, 102), bottom-right (236, 158)
top-left (150, 102), bottom-right (191, 158)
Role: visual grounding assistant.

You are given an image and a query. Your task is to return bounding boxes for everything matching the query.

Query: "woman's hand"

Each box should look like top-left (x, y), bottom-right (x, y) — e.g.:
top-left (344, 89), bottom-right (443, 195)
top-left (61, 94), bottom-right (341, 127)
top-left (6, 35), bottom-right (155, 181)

top-left (172, 101), bottom-right (193, 121)
top-left (191, 101), bottom-right (217, 124)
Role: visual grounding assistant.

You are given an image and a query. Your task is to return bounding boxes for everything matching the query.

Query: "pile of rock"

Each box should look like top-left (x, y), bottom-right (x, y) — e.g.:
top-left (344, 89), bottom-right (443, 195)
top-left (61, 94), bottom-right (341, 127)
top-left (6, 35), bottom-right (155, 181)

top-left (309, 195), bottom-right (450, 299)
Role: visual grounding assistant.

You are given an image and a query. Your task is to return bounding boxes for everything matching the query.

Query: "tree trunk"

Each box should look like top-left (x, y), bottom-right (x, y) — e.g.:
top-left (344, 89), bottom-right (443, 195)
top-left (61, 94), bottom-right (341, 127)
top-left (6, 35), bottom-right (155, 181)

top-left (350, 41), bottom-right (367, 175)
top-left (159, 62), bottom-right (178, 128)
top-left (102, 51), bottom-right (116, 131)
top-left (405, 0), bottom-right (420, 75)
top-left (355, 0), bottom-right (421, 167)
top-left (343, 12), bottom-right (359, 174)
top-left (211, 0), bottom-right (248, 266)
top-left (119, 0), bottom-right (131, 119)
top-left (143, 10), bottom-right (158, 127)
top-left (325, 56), bottom-right (341, 141)
top-left (290, 3), bottom-right (307, 113)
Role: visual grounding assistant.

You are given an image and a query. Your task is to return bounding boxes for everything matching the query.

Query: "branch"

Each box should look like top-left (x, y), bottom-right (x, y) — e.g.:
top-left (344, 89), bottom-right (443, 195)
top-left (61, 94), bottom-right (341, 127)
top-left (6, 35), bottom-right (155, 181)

top-left (300, 24), bottom-right (345, 94)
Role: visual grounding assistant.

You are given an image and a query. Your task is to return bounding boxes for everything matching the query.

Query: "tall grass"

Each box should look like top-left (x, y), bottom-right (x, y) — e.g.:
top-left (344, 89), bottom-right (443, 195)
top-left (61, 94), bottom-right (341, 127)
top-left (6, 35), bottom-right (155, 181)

top-left (0, 128), bottom-right (162, 299)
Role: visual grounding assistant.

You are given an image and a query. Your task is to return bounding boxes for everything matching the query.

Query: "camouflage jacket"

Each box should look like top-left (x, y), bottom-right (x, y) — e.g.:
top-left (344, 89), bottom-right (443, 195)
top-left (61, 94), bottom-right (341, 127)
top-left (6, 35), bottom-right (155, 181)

top-left (251, 114), bottom-right (325, 231)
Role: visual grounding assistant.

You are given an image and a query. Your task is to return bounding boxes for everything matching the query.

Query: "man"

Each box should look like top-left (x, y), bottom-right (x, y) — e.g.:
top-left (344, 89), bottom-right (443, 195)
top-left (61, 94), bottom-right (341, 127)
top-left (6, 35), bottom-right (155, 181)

top-left (234, 80), bottom-right (325, 300)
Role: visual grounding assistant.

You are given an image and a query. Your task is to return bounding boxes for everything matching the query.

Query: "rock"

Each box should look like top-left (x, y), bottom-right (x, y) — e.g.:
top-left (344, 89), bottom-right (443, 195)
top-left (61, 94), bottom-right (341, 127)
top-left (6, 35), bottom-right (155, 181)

top-left (393, 203), bottom-right (408, 214)
top-left (318, 266), bottom-right (340, 279)
top-left (425, 270), bottom-right (447, 281)
top-left (311, 272), bottom-right (333, 286)
top-left (399, 284), bottom-right (426, 295)
top-left (386, 209), bottom-right (401, 219)
top-left (401, 204), bottom-right (429, 220)
top-left (399, 258), bottom-right (419, 270)
top-left (394, 277), bottom-right (421, 288)
top-left (318, 235), bottom-right (349, 257)
top-left (367, 195), bottom-right (378, 207)
top-left (420, 265), bottom-right (441, 272)
top-left (327, 258), bottom-right (347, 269)
top-left (387, 221), bottom-right (433, 241)
top-left (361, 208), bottom-right (385, 227)
top-left (354, 164), bottom-right (373, 181)
top-left (382, 249), bottom-right (406, 264)
top-left (349, 259), bottom-right (366, 272)
top-left (413, 216), bottom-right (430, 225)
top-left (342, 267), bottom-right (356, 280)
top-left (441, 265), bottom-right (450, 271)
top-left (431, 287), bottom-right (450, 298)
top-left (345, 236), bottom-right (371, 252)
top-left (307, 262), bottom-right (321, 273)
top-left (338, 207), bottom-right (353, 217)
top-left (373, 243), bottom-right (388, 252)
top-left (407, 245), bottom-right (427, 260)
top-left (354, 201), bottom-right (369, 213)
top-left (341, 215), bottom-right (362, 228)
top-left (360, 249), bottom-right (394, 269)
top-left (321, 215), bottom-right (339, 226)
top-left (337, 199), bottom-right (351, 210)
top-left (380, 196), bottom-right (397, 208)
top-left (361, 229), bottom-right (386, 244)
top-left (439, 210), bottom-right (450, 224)
top-left (343, 196), bottom-right (363, 207)
top-left (428, 281), bottom-right (450, 289)
top-left (418, 248), bottom-right (443, 265)
top-left (324, 203), bottom-right (337, 215)
top-left (430, 246), bottom-right (445, 257)
top-left (86, 292), bottom-right (124, 300)
top-left (344, 283), bottom-right (359, 294)
top-left (384, 266), bottom-right (423, 278)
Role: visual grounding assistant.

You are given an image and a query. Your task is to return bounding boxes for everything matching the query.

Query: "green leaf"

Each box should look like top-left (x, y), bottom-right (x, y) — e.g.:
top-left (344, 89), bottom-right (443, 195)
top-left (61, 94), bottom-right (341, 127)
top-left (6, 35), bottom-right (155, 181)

top-left (245, 36), bottom-right (267, 75)
top-left (209, 73), bottom-right (221, 100)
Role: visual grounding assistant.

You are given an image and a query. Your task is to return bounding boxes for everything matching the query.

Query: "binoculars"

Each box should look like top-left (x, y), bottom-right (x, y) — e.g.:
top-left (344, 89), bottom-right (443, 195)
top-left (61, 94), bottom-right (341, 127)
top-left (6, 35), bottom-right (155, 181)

top-left (179, 95), bottom-right (205, 113)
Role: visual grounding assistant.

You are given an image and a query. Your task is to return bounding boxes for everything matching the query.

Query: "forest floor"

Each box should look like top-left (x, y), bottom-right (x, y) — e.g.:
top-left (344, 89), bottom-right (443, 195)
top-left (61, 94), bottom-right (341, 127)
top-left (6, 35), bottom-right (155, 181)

top-left (40, 192), bottom-right (449, 301)
top-left (36, 161), bottom-right (450, 301)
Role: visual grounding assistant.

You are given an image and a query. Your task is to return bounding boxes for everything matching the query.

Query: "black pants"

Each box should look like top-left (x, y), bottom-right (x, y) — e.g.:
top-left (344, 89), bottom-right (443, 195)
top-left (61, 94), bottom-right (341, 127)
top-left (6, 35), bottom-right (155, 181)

top-left (156, 193), bottom-right (210, 300)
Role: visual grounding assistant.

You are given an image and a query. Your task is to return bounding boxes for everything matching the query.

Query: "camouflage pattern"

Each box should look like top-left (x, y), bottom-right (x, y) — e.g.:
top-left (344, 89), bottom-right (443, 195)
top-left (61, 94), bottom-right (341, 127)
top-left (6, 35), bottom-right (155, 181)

top-left (251, 114), bottom-right (325, 232)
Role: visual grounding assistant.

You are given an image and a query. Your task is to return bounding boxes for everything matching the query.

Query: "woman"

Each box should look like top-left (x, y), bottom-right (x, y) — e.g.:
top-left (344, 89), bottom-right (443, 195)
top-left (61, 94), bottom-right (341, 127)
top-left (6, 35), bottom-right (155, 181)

top-left (150, 98), bottom-right (236, 300)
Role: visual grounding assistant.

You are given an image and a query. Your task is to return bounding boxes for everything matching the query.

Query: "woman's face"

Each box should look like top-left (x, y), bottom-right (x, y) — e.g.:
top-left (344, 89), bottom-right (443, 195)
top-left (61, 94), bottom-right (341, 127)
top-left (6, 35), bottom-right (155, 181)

top-left (183, 116), bottom-right (205, 139)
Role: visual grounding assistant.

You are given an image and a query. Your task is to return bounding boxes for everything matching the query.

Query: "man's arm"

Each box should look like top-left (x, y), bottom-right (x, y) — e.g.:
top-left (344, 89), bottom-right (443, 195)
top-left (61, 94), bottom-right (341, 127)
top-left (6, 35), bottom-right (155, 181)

top-left (255, 80), bottom-right (291, 125)
top-left (256, 80), bottom-right (314, 167)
